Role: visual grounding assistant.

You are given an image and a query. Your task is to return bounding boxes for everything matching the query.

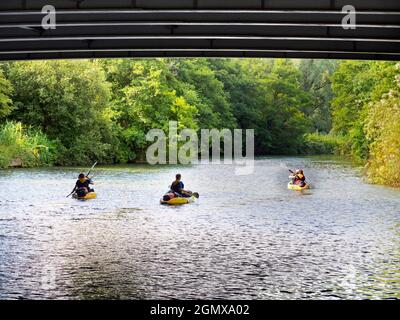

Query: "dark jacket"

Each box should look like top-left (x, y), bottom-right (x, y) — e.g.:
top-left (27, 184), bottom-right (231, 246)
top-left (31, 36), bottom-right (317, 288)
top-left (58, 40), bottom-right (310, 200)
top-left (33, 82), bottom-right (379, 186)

top-left (75, 178), bottom-right (92, 190)
top-left (171, 180), bottom-right (184, 193)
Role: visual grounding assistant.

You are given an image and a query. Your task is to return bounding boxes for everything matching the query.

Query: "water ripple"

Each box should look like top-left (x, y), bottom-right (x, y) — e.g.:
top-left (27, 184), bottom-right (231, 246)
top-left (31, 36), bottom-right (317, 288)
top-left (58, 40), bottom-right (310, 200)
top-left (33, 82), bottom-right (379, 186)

top-left (0, 157), bottom-right (399, 300)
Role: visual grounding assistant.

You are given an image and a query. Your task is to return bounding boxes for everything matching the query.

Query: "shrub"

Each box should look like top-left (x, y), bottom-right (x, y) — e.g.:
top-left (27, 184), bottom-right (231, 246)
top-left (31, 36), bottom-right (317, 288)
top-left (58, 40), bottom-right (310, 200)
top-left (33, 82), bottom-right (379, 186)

top-left (365, 89), bottom-right (400, 187)
top-left (303, 132), bottom-right (345, 155)
top-left (0, 121), bottom-right (57, 168)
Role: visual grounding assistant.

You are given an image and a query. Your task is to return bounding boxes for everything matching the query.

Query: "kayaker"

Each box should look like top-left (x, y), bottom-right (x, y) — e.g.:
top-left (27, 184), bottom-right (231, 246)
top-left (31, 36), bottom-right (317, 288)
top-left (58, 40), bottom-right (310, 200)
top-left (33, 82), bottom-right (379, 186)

top-left (71, 173), bottom-right (95, 198)
top-left (162, 192), bottom-right (176, 202)
top-left (290, 169), bottom-right (306, 187)
top-left (170, 174), bottom-right (191, 197)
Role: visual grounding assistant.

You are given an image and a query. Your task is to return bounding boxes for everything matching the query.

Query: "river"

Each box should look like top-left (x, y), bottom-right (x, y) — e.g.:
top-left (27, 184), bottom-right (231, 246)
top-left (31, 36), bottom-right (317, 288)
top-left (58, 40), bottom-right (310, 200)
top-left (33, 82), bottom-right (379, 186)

top-left (0, 157), bottom-right (399, 300)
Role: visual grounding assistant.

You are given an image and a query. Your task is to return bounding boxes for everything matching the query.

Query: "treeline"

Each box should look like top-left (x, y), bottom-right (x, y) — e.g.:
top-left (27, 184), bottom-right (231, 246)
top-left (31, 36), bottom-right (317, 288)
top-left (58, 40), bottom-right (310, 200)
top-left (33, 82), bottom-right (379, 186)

top-left (0, 58), bottom-right (399, 187)
top-left (330, 61), bottom-right (400, 187)
top-left (0, 58), bottom-right (335, 166)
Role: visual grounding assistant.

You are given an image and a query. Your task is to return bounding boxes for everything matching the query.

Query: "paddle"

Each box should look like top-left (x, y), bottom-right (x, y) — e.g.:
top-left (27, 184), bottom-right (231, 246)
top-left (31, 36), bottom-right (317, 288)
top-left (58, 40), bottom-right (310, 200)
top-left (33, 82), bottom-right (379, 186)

top-left (289, 169), bottom-right (304, 176)
top-left (289, 169), bottom-right (297, 178)
top-left (66, 161), bottom-right (98, 198)
top-left (66, 190), bottom-right (75, 198)
top-left (86, 161), bottom-right (98, 178)
top-left (166, 188), bottom-right (199, 199)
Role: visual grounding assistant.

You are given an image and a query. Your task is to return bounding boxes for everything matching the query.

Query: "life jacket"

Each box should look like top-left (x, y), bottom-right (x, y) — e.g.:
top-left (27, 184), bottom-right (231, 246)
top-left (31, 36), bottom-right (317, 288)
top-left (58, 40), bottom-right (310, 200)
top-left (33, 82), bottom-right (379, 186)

top-left (297, 174), bottom-right (305, 181)
top-left (294, 174), bottom-right (306, 185)
top-left (76, 187), bottom-right (88, 198)
top-left (75, 178), bottom-right (91, 197)
top-left (76, 178), bottom-right (90, 189)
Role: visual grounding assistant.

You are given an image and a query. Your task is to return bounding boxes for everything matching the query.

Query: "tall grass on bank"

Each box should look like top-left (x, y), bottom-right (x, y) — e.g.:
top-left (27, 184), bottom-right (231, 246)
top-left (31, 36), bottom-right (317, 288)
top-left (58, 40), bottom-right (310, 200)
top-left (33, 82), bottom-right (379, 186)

top-left (303, 132), bottom-right (345, 155)
top-left (0, 121), bottom-right (57, 169)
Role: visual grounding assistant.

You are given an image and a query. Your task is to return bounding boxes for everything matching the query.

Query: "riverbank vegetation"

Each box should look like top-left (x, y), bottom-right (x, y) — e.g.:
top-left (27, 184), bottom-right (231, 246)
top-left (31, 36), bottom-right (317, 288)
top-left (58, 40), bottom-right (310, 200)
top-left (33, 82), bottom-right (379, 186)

top-left (330, 61), bottom-right (400, 187)
top-left (0, 59), bottom-right (399, 187)
top-left (0, 121), bottom-right (56, 168)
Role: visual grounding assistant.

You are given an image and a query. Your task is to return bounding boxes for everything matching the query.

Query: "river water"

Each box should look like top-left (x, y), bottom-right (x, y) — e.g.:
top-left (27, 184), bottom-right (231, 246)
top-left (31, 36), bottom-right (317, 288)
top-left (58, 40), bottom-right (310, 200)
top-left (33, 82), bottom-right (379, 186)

top-left (0, 157), bottom-right (399, 300)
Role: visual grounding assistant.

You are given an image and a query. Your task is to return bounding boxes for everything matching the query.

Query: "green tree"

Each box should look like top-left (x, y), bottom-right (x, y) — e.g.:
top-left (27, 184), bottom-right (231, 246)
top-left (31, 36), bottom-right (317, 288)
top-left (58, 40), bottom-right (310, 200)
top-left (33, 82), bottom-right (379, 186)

top-left (210, 59), bottom-right (312, 154)
top-left (0, 68), bottom-right (13, 120)
top-left (364, 65), bottom-right (400, 186)
top-left (174, 59), bottom-right (237, 129)
top-left (251, 59), bottom-right (312, 154)
top-left (299, 59), bottom-right (337, 133)
top-left (331, 61), bottom-right (398, 160)
top-left (208, 59), bottom-right (262, 132)
top-left (7, 60), bottom-right (116, 165)
top-left (112, 59), bottom-right (198, 161)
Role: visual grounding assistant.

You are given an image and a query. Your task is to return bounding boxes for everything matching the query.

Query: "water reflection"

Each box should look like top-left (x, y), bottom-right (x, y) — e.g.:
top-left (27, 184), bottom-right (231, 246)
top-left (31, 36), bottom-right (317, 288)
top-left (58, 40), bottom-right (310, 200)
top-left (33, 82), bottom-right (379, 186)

top-left (0, 157), bottom-right (399, 299)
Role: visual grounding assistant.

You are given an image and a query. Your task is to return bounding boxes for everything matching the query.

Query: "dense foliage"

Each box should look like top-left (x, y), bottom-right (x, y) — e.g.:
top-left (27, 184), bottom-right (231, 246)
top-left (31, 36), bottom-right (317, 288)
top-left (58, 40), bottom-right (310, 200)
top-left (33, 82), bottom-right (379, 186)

top-left (0, 69), bottom-right (13, 120)
top-left (4, 60), bottom-right (117, 165)
top-left (0, 121), bottom-right (56, 168)
top-left (365, 83), bottom-right (400, 187)
top-left (330, 61), bottom-right (398, 160)
top-left (0, 58), bottom-right (398, 187)
top-left (330, 61), bottom-right (400, 186)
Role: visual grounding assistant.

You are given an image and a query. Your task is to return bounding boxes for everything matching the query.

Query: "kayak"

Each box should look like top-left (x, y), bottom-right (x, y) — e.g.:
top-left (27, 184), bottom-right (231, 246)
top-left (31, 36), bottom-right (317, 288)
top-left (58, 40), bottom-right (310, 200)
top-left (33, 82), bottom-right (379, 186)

top-left (160, 195), bottom-right (197, 206)
top-left (288, 182), bottom-right (310, 191)
top-left (73, 192), bottom-right (97, 200)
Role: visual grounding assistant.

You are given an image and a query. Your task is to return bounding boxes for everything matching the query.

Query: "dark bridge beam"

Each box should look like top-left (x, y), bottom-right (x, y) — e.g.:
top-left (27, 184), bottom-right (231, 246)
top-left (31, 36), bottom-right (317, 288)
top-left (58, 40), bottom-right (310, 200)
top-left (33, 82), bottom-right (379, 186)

top-left (0, 1), bottom-right (399, 61)
top-left (1, 1), bottom-right (400, 10)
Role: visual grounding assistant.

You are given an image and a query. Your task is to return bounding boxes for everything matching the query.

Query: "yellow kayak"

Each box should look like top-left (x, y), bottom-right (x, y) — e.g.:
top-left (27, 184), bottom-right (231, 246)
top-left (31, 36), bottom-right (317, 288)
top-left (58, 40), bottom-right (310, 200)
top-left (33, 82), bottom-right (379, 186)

top-left (160, 195), bottom-right (197, 206)
top-left (73, 192), bottom-right (97, 200)
top-left (288, 182), bottom-right (310, 191)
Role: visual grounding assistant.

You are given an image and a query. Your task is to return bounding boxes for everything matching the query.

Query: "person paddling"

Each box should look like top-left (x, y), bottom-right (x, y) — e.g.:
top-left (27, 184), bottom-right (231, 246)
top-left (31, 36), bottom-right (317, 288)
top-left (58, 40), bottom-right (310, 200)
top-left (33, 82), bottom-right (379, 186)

top-left (170, 174), bottom-right (195, 198)
top-left (162, 173), bottom-right (199, 203)
top-left (171, 174), bottom-right (188, 197)
top-left (70, 173), bottom-right (95, 198)
top-left (289, 169), bottom-right (307, 187)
